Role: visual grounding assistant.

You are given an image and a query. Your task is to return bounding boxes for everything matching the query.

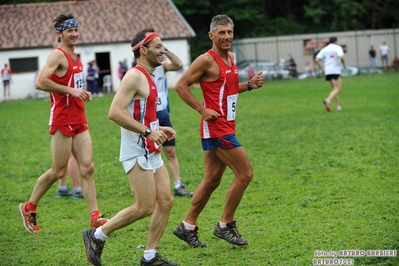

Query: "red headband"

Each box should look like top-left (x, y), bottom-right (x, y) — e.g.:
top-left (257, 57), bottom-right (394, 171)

top-left (132, 32), bottom-right (160, 52)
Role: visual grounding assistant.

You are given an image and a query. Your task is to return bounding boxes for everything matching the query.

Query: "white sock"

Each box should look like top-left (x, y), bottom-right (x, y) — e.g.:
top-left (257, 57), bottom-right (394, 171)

top-left (336, 106), bottom-right (342, 111)
top-left (59, 185), bottom-right (67, 190)
top-left (74, 186), bottom-right (82, 192)
top-left (219, 221), bottom-right (227, 228)
top-left (325, 99), bottom-right (330, 104)
top-left (144, 249), bottom-right (156, 261)
top-left (174, 181), bottom-right (181, 189)
top-left (94, 226), bottom-right (108, 242)
top-left (183, 220), bottom-right (195, 231)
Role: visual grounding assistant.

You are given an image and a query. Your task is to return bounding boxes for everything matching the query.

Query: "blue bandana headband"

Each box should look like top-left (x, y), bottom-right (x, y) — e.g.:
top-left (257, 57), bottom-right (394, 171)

top-left (55, 18), bottom-right (79, 32)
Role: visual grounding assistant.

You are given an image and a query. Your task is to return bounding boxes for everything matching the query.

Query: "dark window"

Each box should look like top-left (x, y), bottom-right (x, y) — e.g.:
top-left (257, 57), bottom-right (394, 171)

top-left (9, 57), bottom-right (38, 73)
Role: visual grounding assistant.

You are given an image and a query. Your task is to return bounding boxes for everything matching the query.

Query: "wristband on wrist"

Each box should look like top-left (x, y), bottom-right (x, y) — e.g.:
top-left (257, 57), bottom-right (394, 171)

top-left (247, 81), bottom-right (253, 91)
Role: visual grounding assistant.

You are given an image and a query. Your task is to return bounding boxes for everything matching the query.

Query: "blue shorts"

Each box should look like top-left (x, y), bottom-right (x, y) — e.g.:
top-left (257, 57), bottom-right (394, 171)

top-left (158, 115), bottom-right (175, 147)
top-left (325, 74), bottom-right (340, 81)
top-left (201, 134), bottom-right (241, 151)
top-left (381, 55), bottom-right (388, 62)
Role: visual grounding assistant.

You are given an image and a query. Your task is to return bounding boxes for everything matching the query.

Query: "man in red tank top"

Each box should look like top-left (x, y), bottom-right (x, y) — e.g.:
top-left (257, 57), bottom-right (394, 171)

top-left (18, 13), bottom-right (107, 235)
top-left (83, 28), bottom-right (179, 266)
top-left (172, 14), bottom-right (264, 248)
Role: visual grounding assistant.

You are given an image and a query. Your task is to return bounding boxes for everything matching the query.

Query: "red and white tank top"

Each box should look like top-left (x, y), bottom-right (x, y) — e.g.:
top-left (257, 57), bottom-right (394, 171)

top-left (198, 50), bottom-right (239, 139)
top-left (48, 47), bottom-right (86, 126)
top-left (119, 65), bottom-right (161, 161)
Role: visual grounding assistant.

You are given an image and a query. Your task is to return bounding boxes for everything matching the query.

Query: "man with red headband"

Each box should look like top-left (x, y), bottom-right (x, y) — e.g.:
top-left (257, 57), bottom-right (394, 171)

top-left (18, 13), bottom-right (107, 234)
top-left (83, 28), bottom-right (179, 266)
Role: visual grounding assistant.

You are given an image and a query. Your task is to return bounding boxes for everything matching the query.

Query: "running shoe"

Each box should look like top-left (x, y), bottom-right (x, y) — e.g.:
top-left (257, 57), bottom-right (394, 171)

top-left (173, 222), bottom-right (206, 248)
top-left (174, 184), bottom-right (193, 197)
top-left (56, 187), bottom-right (73, 198)
top-left (83, 228), bottom-right (105, 266)
top-left (140, 252), bottom-right (179, 266)
top-left (323, 100), bottom-right (331, 112)
top-left (18, 202), bottom-right (41, 233)
top-left (90, 215), bottom-right (108, 228)
top-left (213, 220), bottom-right (248, 246)
top-left (73, 190), bottom-right (84, 199)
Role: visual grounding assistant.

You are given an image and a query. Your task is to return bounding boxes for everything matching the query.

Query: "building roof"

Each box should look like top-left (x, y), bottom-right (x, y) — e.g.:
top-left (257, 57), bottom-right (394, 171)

top-left (0, 0), bottom-right (196, 50)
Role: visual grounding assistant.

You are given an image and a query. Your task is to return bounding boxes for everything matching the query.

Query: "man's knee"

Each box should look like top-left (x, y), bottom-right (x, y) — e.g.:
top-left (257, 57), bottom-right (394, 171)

top-left (50, 167), bottom-right (68, 181)
top-left (80, 161), bottom-right (95, 178)
top-left (238, 169), bottom-right (253, 186)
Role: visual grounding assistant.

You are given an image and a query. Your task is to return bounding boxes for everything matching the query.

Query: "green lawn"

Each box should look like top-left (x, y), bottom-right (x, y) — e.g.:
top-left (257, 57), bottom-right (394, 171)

top-left (0, 73), bottom-right (398, 265)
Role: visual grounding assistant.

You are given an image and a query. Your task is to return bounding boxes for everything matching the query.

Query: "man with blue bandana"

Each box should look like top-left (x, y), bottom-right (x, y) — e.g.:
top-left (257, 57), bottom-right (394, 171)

top-left (18, 13), bottom-right (107, 234)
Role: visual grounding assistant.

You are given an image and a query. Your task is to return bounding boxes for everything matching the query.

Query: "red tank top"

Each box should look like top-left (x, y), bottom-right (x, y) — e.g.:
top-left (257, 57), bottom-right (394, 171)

top-left (48, 47), bottom-right (86, 126)
top-left (198, 50), bottom-right (239, 139)
top-left (133, 65), bottom-right (161, 154)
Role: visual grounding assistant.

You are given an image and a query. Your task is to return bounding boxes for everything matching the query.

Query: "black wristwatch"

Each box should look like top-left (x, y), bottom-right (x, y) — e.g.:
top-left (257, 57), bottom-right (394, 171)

top-left (144, 127), bottom-right (152, 137)
top-left (247, 81), bottom-right (253, 91)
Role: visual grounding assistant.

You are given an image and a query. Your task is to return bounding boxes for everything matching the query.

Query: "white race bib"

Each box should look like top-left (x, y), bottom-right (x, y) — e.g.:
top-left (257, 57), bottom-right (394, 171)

top-left (226, 94), bottom-right (238, 121)
top-left (156, 90), bottom-right (168, 112)
top-left (74, 72), bottom-right (84, 89)
top-left (149, 120), bottom-right (160, 148)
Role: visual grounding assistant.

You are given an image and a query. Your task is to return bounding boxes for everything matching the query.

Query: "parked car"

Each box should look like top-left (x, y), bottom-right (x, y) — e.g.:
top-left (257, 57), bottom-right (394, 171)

top-left (297, 66), bottom-right (359, 80)
top-left (237, 60), bottom-right (291, 81)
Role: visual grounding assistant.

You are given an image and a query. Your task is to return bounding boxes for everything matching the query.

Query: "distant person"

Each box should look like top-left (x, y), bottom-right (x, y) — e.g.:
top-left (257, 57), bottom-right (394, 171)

top-left (247, 65), bottom-right (255, 80)
top-left (86, 61), bottom-right (103, 97)
top-left (83, 28), bottom-right (179, 266)
top-left (305, 61), bottom-right (315, 77)
top-left (315, 37), bottom-right (346, 112)
top-left (18, 13), bottom-right (107, 234)
top-left (155, 49), bottom-right (193, 197)
top-left (92, 60), bottom-right (101, 89)
top-left (369, 46), bottom-right (377, 68)
top-left (1, 64), bottom-right (12, 101)
top-left (379, 41), bottom-right (389, 69)
top-left (172, 14), bottom-right (264, 248)
top-left (118, 59), bottom-right (128, 80)
top-left (56, 153), bottom-right (83, 199)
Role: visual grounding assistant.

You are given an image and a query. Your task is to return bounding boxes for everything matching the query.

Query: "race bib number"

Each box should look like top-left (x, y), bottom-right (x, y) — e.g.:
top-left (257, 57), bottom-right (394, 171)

top-left (156, 90), bottom-right (168, 112)
top-left (226, 94), bottom-right (238, 121)
top-left (74, 72), bottom-right (84, 89)
top-left (149, 120), bottom-right (160, 148)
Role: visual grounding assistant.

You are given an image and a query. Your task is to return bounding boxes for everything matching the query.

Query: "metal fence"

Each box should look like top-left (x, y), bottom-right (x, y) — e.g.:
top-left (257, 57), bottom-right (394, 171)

top-left (233, 28), bottom-right (399, 74)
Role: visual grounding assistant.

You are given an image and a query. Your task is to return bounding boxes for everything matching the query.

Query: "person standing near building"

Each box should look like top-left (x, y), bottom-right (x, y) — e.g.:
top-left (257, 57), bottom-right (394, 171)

top-left (18, 13), bottom-right (107, 234)
top-left (171, 14), bottom-right (264, 248)
top-left (315, 37), bottom-right (346, 112)
top-left (1, 64), bottom-right (12, 101)
top-left (92, 60), bottom-right (101, 89)
top-left (379, 41), bottom-right (389, 70)
top-left (154, 50), bottom-right (193, 197)
top-left (369, 46), bottom-right (377, 68)
top-left (86, 61), bottom-right (102, 97)
top-left (83, 28), bottom-right (179, 266)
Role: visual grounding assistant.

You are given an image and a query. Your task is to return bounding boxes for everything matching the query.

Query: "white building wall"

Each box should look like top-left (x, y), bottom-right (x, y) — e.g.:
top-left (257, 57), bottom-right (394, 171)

top-left (0, 39), bottom-right (191, 102)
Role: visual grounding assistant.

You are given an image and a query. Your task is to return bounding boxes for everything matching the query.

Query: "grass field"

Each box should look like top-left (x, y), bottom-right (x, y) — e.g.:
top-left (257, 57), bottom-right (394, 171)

top-left (0, 73), bottom-right (398, 266)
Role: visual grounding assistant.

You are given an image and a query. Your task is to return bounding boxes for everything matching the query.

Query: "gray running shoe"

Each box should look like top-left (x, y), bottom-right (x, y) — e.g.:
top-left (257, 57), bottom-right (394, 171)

top-left (83, 228), bottom-right (106, 266)
top-left (56, 187), bottom-right (73, 198)
top-left (73, 190), bottom-right (84, 199)
top-left (213, 220), bottom-right (248, 246)
top-left (174, 184), bottom-right (193, 197)
top-left (140, 252), bottom-right (179, 266)
top-left (173, 222), bottom-right (206, 248)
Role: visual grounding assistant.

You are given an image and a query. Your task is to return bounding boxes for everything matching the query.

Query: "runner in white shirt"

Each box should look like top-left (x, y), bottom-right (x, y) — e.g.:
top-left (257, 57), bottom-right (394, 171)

top-left (315, 37), bottom-right (346, 112)
top-left (154, 49), bottom-right (193, 197)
